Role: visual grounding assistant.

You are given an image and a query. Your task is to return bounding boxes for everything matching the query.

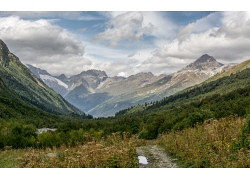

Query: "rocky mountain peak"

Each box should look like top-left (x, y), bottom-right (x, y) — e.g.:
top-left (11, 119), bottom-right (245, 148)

top-left (195, 54), bottom-right (216, 63)
top-left (185, 54), bottom-right (223, 71)
top-left (0, 39), bottom-right (10, 66)
top-left (80, 69), bottom-right (108, 78)
top-left (56, 74), bottom-right (68, 83)
top-left (58, 74), bottom-right (67, 79)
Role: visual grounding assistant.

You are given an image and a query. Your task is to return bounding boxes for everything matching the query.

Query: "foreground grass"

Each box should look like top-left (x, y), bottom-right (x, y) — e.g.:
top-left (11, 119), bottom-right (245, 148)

top-left (0, 133), bottom-right (146, 168)
top-left (158, 116), bottom-right (250, 168)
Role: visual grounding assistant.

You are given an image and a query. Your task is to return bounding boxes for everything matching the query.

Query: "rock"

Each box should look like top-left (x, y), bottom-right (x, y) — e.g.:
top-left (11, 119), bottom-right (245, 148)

top-left (47, 153), bottom-right (57, 158)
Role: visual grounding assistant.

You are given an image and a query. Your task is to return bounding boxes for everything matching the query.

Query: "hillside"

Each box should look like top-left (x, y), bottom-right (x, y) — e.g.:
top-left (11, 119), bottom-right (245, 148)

top-left (0, 40), bottom-right (81, 115)
top-left (1, 76), bottom-right (92, 127)
top-left (0, 77), bottom-right (57, 127)
top-left (119, 59), bottom-right (250, 116)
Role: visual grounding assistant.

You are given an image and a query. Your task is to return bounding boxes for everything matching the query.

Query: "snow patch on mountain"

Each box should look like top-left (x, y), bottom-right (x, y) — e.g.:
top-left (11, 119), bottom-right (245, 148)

top-left (40, 74), bottom-right (68, 89)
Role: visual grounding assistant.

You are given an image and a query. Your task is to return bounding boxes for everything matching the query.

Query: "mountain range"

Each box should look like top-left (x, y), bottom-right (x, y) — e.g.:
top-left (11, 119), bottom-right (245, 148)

top-left (27, 53), bottom-right (235, 117)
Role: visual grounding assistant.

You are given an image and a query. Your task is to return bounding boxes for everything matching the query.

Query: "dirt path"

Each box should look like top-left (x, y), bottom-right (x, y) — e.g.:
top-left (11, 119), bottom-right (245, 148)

top-left (136, 145), bottom-right (178, 168)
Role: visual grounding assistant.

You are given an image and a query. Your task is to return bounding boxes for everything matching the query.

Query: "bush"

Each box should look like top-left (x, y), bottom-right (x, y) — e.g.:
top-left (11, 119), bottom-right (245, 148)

top-left (0, 122), bottom-right (37, 148)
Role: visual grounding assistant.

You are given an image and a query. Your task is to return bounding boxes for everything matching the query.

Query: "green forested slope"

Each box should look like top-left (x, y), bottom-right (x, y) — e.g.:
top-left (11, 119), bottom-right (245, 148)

top-left (0, 77), bottom-right (85, 127)
top-left (0, 40), bottom-right (81, 115)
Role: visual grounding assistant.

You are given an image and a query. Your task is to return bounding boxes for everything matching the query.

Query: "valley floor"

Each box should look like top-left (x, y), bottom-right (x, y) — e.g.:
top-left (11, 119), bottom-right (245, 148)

top-left (0, 134), bottom-right (146, 168)
top-left (0, 116), bottom-right (249, 168)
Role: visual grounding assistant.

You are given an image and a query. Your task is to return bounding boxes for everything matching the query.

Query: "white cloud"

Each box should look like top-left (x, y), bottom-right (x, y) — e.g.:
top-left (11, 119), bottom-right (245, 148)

top-left (177, 12), bottom-right (222, 42)
top-left (141, 12), bottom-right (177, 39)
top-left (117, 72), bottom-right (127, 77)
top-left (95, 12), bottom-right (154, 46)
top-left (95, 12), bottom-right (177, 46)
top-left (0, 16), bottom-right (84, 55)
top-left (0, 16), bottom-right (91, 75)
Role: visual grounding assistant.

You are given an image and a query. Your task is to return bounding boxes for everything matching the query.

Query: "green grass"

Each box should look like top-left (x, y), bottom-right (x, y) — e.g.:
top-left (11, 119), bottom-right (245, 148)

top-left (0, 149), bottom-right (23, 168)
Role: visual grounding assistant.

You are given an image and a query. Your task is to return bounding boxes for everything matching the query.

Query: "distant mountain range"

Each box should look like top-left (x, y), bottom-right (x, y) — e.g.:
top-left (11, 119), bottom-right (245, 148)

top-left (27, 53), bottom-right (236, 117)
top-left (0, 39), bottom-right (81, 115)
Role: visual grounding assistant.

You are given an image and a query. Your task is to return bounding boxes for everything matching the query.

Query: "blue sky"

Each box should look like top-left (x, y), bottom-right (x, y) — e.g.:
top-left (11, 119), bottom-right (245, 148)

top-left (0, 11), bottom-right (250, 76)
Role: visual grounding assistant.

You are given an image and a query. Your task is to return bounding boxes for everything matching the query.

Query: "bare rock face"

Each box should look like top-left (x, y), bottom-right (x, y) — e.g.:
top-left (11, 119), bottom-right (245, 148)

top-left (68, 69), bottom-right (108, 91)
top-left (55, 74), bottom-right (68, 84)
top-left (0, 40), bottom-right (10, 66)
top-left (27, 54), bottom-right (235, 117)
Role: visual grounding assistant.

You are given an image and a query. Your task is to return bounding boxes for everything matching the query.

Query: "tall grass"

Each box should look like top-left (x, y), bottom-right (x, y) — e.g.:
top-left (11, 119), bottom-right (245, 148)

top-left (158, 116), bottom-right (250, 168)
top-left (0, 133), bottom-right (146, 168)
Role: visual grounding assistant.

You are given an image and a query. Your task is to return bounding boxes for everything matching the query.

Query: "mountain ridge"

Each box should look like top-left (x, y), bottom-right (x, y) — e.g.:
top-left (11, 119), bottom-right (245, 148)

top-left (28, 53), bottom-right (234, 117)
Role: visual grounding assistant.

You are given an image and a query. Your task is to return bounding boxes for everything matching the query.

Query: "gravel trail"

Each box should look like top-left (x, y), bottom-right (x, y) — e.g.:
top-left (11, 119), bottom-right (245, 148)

top-left (136, 145), bottom-right (178, 168)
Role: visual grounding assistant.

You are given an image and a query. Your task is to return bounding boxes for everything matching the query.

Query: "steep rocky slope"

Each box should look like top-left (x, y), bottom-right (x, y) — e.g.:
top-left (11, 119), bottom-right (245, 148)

top-left (27, 64), bottom-right (69, 96)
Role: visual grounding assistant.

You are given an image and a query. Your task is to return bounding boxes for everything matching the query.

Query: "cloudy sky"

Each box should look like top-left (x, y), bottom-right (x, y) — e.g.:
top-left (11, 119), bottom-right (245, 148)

top-left (0, 11), bottom-right (250, 77)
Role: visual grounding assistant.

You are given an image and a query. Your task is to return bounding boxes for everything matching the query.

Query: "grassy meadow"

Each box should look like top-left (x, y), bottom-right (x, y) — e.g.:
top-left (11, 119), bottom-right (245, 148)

top-left (158, 116), bottom-right (250, 168)
top-left (0, 133), bottom-right (147, 168)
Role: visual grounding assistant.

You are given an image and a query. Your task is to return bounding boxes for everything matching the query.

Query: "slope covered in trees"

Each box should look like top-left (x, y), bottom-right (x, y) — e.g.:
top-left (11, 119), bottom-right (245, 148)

top-left (0, 77), bottom-right (91, 128)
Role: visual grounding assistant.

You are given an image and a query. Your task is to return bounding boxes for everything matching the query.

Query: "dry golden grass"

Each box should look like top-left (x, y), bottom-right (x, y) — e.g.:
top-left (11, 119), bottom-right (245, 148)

top-left (158, 116), bottom-right (250, 168)
top-left (1, 133), bottom-right (147, 168)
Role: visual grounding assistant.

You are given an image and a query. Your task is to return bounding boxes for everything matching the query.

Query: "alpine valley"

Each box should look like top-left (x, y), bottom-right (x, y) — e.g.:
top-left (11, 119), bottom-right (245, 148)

top-left (1, 10), bottom-right (250, 169)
